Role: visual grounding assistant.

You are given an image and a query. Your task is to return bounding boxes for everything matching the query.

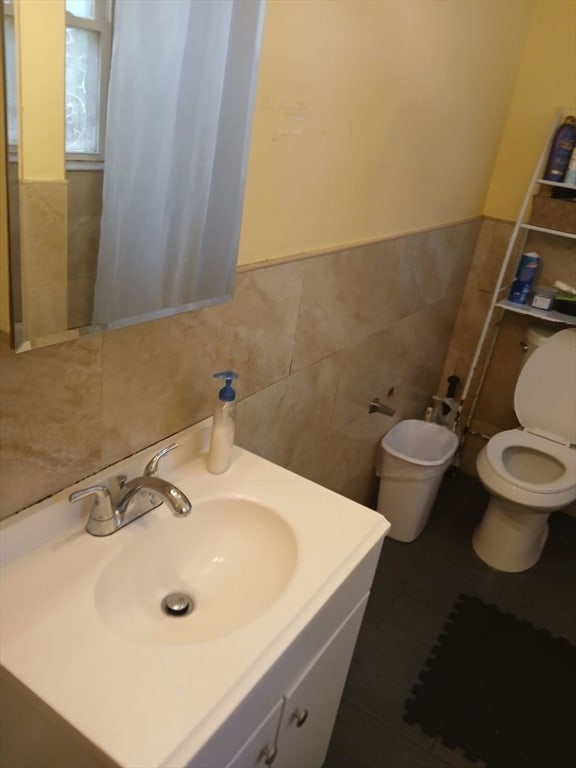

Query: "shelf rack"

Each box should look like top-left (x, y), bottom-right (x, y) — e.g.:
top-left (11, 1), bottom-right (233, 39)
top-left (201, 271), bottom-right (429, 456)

top-left (460, 109), bottom-right (576, 430)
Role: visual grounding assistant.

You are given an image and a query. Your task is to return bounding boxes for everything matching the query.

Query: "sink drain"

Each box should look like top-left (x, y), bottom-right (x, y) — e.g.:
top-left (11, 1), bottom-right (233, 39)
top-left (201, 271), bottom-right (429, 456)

top-left (161, 592), bottom-right (195, 617)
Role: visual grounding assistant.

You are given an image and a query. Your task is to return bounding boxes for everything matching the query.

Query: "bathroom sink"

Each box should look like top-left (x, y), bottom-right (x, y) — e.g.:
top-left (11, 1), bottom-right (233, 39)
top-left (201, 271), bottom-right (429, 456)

top-left (0, 420), bottom-right (389, 768)
top-left (94, 498), bottom-right (298, 644)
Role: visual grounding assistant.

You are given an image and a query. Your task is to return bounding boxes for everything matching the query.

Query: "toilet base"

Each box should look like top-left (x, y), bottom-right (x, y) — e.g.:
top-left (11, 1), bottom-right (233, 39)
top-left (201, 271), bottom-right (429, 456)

top-left (472, 497), bottom-right (550, 573)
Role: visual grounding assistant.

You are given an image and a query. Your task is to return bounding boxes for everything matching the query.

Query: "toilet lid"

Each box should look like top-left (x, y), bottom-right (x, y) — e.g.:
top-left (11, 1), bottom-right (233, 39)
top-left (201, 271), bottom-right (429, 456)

top-left (515, 328), bottom-right (576, 444)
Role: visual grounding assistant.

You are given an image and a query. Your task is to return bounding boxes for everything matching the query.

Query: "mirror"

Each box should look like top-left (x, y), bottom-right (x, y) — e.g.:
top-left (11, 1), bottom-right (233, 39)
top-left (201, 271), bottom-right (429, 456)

top-left (2, 0), bottom-right (264, 351)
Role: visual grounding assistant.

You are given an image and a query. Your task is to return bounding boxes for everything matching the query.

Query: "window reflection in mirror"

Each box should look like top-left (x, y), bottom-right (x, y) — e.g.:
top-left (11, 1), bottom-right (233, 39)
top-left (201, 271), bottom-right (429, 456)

top-left (5, 0), bottom-right (111, 157)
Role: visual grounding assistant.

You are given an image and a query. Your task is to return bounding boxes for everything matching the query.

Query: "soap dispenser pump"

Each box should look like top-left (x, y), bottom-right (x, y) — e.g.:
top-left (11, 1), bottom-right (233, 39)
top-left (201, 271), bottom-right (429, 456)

top-left (206, 371), bottom-right (239, 474)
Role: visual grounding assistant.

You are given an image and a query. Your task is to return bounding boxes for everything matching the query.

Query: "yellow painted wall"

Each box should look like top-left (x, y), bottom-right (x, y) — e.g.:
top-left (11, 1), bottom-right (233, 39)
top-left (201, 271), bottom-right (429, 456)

top-left (238, 0), bottom-right (533, 265)
top-left (484, 0), bottom-right (576, 221)
top-left (1, 0), bottom-right (547, 280)
top-left (16, 0), bottom-right (65, 180)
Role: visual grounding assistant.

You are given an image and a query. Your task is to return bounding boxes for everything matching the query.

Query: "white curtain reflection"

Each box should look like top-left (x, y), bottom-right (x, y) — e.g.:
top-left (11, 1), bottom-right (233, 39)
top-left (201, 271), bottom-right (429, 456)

top-left (92, 0), bottom-right (233, 323)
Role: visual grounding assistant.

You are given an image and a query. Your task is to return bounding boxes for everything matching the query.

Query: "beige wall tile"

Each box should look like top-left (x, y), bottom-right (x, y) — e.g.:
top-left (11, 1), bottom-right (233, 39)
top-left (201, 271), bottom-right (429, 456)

top-left (291, 240), bottom-right (401, 371)
top-left (68, 215), bottom-right (100, 279)
top-left (438, 218), bottom-right (509, 412)
top-left (396, 298), bottom-right (461, 418)
top-left (236, 357), bottom-right (338, 467)
top-left (0, 220), bottom-right (476, 519)
top-left (468, 219), bottom-right (518, 293)
top-left (0, 332), bottom-right (102, 518)
top-left (288, 409), bottom-right (387, 509)
top-left (395, 231), bottom-right (447, 310)
top-left (19, 181), bottom-right (68, 338)
top-left (289, 291), bottom-right (473, 507)
top-left (66, 170), bottom-right (103, 218)
top-left (19, 182), bottom-right (68, 284)
top-left (445, 220), bottom-right (483, 291)
top-left (192, 263), bottom-right (304, 393)
top-left (331, 322), bottom-right (410, 431)
top-left (25, 281), bottom-right (68, 338)
top-left (68, 277), bottom-right (96, 329)
top-left (65, 171), bottom-right (103, 327)
top-left (100, 263), bottom-right (303, 465)
top-left (101, 314), bottom-right (201, 466)
top-left (292, 221), bottom-right (479, 376)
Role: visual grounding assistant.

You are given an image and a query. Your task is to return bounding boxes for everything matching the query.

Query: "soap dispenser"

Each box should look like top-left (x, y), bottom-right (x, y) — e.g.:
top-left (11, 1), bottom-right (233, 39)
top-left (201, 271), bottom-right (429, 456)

top-left (206, 371), bottom-right (239, 474)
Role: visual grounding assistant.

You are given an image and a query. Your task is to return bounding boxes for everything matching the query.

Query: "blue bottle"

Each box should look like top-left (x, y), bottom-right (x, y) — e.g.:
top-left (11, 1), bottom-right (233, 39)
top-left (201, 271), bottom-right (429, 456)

top-left (543, 116), bottom-right (576, 182)
top-left (508, 252), bottom-right (540, 305)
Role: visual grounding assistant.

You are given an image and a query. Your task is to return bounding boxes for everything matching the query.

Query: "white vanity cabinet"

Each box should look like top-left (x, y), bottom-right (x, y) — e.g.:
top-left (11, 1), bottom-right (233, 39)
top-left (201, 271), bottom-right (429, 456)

top-left (185, 541), bottom-right (380, 768)
top-left (0, 424), bottom-right (390, 768)
top-left (0, 579), bottom-right (374, 768)
top-left (226, 596), bottom-right (368, 768)
top-left (226, 700), bottom-right (284, 768)
top-left (272, 596), bottom-right (367, 768)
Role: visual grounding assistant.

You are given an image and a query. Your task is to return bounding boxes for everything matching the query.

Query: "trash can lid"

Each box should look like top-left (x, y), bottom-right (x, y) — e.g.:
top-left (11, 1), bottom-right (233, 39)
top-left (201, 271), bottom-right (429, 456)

top-left (381, 419), bottom-right (459, 466)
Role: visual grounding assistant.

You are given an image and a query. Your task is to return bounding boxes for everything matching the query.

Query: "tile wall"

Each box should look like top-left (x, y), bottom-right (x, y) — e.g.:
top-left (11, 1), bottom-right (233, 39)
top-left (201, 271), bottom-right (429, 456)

top-left (19, 180), bottom-right (68, 339)
top-left (67, 170), bottom-right (103, 328)
top-left (0, 219), bottom-right (480, 520)
top-left (7, 166), bottom-right (104, 330)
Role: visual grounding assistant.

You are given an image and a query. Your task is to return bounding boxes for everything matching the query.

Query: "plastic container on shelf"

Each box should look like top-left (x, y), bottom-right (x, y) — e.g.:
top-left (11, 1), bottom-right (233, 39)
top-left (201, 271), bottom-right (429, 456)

top-left (376, 420), bottom-right (459, 543)
top-left (531, 286), bottom-right (557, 311)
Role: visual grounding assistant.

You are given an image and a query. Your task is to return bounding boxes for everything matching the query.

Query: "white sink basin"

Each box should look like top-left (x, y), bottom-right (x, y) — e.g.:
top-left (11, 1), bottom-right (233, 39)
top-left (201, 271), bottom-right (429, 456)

top-left (0, 420), bottom-right (389, 768)
top-left (95, 498), bottom-right (298, 645)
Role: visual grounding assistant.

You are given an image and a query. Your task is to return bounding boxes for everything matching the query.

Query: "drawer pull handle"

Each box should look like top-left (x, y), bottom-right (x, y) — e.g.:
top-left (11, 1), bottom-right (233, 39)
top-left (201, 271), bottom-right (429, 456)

top-left (259, 744), bottom-right (278, 766)
top-left (291, 708), bottom-right (309, 727)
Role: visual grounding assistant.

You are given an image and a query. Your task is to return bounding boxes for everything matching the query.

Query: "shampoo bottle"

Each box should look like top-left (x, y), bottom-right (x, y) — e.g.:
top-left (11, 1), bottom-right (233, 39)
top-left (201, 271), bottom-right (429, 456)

top-left (542, 116), bottom-right (576, 182)
top-left (508, 252), bottom-right (540, 305)
top-left (206, 371), bottom-right (239, 474)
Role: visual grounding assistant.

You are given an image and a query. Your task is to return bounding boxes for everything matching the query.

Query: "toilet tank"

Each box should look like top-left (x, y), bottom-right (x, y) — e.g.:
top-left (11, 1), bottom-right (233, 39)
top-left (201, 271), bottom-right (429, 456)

top-left (522, 325), bottom-right (555, 364)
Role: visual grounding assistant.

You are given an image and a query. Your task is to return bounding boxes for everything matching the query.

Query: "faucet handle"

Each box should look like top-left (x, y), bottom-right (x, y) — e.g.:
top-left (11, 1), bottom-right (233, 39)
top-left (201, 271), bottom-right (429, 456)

top-left (69, 485), bottom-right (116, 522)
top-left (144, 442), bottom-right (178, 476)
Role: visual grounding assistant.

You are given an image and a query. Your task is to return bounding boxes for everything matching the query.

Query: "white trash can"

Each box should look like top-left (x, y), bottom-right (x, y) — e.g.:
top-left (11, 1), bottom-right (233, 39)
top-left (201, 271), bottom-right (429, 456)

top-left (376, 419), bottom-right (459, 543)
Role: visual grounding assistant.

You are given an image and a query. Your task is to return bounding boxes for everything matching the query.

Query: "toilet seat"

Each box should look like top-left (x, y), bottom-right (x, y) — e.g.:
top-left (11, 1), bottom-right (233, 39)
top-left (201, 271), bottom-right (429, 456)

top-left (485, 429), bottom-right (576, 495)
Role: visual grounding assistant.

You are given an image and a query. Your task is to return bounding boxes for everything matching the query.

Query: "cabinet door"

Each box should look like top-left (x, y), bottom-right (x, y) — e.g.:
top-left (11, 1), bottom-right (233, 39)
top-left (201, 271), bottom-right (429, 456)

top-left (225, 698), bottom-right (283, 768)
top-left (274, 595), bottom-right (368, 768)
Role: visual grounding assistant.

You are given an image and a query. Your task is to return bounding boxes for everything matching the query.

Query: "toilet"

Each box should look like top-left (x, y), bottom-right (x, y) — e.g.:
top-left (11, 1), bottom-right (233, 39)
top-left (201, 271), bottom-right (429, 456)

top-left (473, 327), bottom-right (576, 572)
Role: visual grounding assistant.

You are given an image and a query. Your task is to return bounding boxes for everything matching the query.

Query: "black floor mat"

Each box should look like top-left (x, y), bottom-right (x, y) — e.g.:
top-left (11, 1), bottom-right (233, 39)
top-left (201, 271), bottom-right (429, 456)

top-left (404, 594), bottom-right (576, 768)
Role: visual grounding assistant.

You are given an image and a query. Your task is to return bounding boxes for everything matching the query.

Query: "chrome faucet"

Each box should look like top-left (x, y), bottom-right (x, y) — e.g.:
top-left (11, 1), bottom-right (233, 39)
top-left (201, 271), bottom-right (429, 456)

top-left (114, 475), bottom-right (190, 518)
top-left (69, 443), bottom-right (192, 536)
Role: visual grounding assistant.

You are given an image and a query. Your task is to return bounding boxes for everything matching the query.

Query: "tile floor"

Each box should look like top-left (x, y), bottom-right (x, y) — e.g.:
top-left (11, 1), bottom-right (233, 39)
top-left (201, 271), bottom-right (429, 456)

top-left (323, 470), bottom-right (576, 768)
